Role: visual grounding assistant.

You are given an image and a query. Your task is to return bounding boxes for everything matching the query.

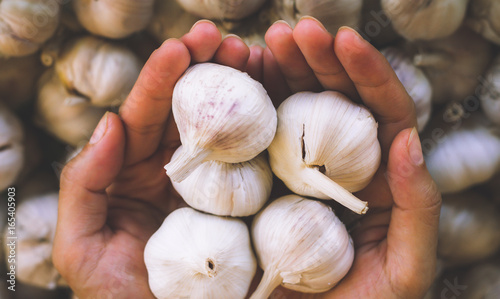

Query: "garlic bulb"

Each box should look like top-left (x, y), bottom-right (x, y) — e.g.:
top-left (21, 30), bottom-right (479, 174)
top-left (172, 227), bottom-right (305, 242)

top-left (251, 195), bottom-right (354, 298)
top-left (424, 106), bottom-right (500, 194)
top-left (148, 0), bottom-right (199, 40)
top-left (73, 0), bottom-right (155, 39)
top-left (56, 36), bottom-right (142, 107)
top-left (381, 47), bottom-right (432, 132)
top-left (164, 63), bottom-right (277, 182)
top-left (0, 103), bottom-right (24, 191)
top-left (467, 0), bottom-right (500, 45)
top-left (3, 193), bottom-right (66, 289)
top-left (268, 91), bottom-right (380, 214)
top-left (460, 262), bottom-right (500, 299)
top-left (171, 147), bottom-right (273, 217)
top-left (0, 0), bottom-right (61, 57)
top-left (144, 207), bottom-right (257, 299)
top-left (176, 0), bottom-right (267, 21)
top-left (438, 191), bottom-right (500, 266)
top-left (270, 0), bottom-right (362, 34)
top-left (381, 0), bottom-right (468, 41)
top-left (35, 70), bottom-right (106, 147)
top-left (479, 54), bottom-right (500, 125)
top-left (411, 28), bottom-right (493, 104)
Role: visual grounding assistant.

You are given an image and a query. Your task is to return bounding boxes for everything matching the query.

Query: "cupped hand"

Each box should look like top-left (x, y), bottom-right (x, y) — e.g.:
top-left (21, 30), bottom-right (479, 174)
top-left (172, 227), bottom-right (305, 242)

top-left (263, 18), bottom-right (442, 299)
top-left (52, 21), bottom-right (258, 299)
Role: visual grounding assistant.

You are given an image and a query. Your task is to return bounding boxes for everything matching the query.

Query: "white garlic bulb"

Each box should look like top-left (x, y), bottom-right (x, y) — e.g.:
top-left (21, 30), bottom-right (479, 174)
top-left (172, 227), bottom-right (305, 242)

top-left (176, 0), bottom-right (267, 21)
top-left (35, 70), bottom-right (106, 147)
top-left (148, 0), bottom-right (200, 40)
top-left (268, 91), bottom-right (380, 214)
top-left (144, 207), bottom-right (257, 299)
top-left (0, 0), bottom-right (61, 57)
top-left (479, 54), bottom-right (500, 125)
top-left (467, 0), bottom-right (500, 45)
top-left (171, 147), bottom-right (273, 217)
top-left (270, 0), bottom-right (362, 34)
top-left (0, 103), bottom-right (24, 191)
top-left (73, 0), bottom-right (155, 39)
top-left (381, 47), bottom-right (432, 132)
top-left (56, 36), bottom-right (142, 107)
top-left (438, 191), bottom-right (500, 267)
top-left (165, 63), bottom-right (277, 182)
top-left (381, 0), bottom-right (468, 41)
top-left (424, 107), bottom-right (500, 194)
top-left (412, 28), bottom-right (493, 104)
top-left (251, 195), bottom-right (354, 298)
top-left (3, 193), bottom-right (67, 289)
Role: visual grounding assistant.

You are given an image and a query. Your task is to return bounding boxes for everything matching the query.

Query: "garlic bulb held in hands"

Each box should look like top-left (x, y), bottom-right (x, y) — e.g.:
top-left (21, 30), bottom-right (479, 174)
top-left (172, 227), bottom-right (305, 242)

top-left (268, 91), bottom-right (380, 214)
top-left (0, 103), bottom-right (24, 191)
top-left (165, 63), bottom-right (277, 182)
top-left (251, 195), bottom-right (354, 298)
top-left (171, 147), bottom-right (273, 217)
top-left (467, 0), bottom-right (500, 45)
top-left (144, 207), bottom-right (257, 299)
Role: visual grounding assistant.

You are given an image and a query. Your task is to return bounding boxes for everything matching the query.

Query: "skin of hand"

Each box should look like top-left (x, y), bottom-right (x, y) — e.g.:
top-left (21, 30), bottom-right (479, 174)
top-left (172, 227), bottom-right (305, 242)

top-left (52, 18), bottom-right (442, 299)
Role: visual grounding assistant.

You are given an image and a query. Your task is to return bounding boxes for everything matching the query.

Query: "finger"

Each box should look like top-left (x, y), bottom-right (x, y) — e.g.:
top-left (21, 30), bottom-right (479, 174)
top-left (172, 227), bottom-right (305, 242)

top-left (265, 21), bottom-right (323, 94)
top-left (246, 45), bottom-right (264, 82)
top-left (386, 128), bottom-right (442, 295)
top-left (263, 47), bottom-right (292, 106)
top-left (181, 20), bottom-right (222, 63)
top-left (119, 39), bottom-right (190, 165)
top-left (57, 112), bottom-right (125, 239)
top-left (213, 35), bottom-right (250, 71)
top-left (334, 27), bottom-right (417, 159)
top-left (293, 17), bottom-right (359, 101)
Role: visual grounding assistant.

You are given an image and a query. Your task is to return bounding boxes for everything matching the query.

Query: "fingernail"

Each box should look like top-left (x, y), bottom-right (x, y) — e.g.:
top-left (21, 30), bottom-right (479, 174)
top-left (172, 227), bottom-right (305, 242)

top-left (90, 112), bottom-right (109, 145)
top-left (272, 20), bottom-right (292, 28)
top-left (190, 19), bottom-right (216, 32)
top-left (338, 26), bottom-right (366, 44)
top-left (298, 16), bottom-right (327, 32)
top-left (223, 33), bottom-right (243, 41)
top-left (407, 127), bottom-right (424, 166)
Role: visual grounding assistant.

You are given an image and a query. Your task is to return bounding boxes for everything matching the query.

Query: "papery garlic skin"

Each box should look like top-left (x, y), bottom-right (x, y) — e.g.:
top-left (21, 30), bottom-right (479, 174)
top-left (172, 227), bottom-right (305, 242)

top-left (381, 47), bottom-right (432, 132)
top-left (268, 91), bottom-right (380, 214)
top-left (144, 207), bottom-right (256, 299)
top-left (176, 0), bottom-right (267, 21)
top-left (3, 193), bottom-right (67, 289)
top-left (56, 36), bottom-right (142, 107)
top-left (479, 55), bottom-right (500, 125)
top-left (0, 103), bottom-right (24, 191)
top-left (73, 0), bottom-right (155, 39)
top-left (381, 0), bottom-right (468, 41)
top-left (165, 63), bottom-right (277, 182)
top-left (467, 0), bottom-right (500, 45)
top-left (0, 0), bottom-right (61, 57)
top-left (270, 0), bottom-right (362, 34)
top-left (251, 195), bottom-right (354, 298)
top-left (171, 147), bottom-right (272, 217)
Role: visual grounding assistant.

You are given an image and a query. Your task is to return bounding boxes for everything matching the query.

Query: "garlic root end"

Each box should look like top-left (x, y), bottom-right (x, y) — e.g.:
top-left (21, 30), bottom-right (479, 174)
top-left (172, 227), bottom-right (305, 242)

top-left (164, 147), bottom-right (211, 182)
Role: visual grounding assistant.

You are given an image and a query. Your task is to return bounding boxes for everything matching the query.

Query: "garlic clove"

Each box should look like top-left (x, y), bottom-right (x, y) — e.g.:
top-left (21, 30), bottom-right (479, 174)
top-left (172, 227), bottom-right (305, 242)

top-left (467, 0), bottom-right (500, 45)
top-left (267, 91), bottom-right (380, 214)
top-left (144, 207), bottom-right (257, 299)
top-left (0, 103), bottom-right (24, 191)
top-left (171, 146), bottom-right (273, 217)
top-left (175, 0), bottom-right (267, 22)
top-left (164, 63), bottom-right (277, 182)
top-left (381, 0), bottom-right (468, 41)
top-left (381, 47), bottom-right (432, 132)
top-left (250, 195), bottom-right (354, 298)
top-left (479, 54), bottom-right (500, 125)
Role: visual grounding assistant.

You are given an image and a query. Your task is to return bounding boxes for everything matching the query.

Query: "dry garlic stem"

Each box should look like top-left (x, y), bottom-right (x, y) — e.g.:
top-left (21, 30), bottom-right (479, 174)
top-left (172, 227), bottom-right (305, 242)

top-left (3, 193), bottom-right (66, 289)
top-left (270, 0), bottom-right (362, 34)
top-left (73, 0), bottom-right (155, 39)
top-left (148, 0), bottom-right (199, 40)
top-left (438, 191), bottom-right (500, 267)
top-left (251, 195), bottom-right (354, 298)
top-left (165, 63), bottom-right (277, 182)
top-left (412, 28), bottom-right (493, 104)
top-left (0, 103), bottom-right (24, 191)
top-left (35, 70), bottom-right (106, 147)
top-left (144, 207), bottom-right (256, 299)
top-left (0, 0), bottom-right (61, 57)
top-left (268, 91), bottom-right (380, 214)
top-left (479, 54), bottom-right (500, 125)
top-left (381, 0), bottom-right (468, 41)
top-left (381, 47), bottom-right (432, 132)
top-left (56, 36), bottom-right (142, 107)
top-left (467, 0), bottom-right (500, 45)
top-left (171, 147), bottom-right (273, 217)
top-left (176, 0), bottom-right (267, 21)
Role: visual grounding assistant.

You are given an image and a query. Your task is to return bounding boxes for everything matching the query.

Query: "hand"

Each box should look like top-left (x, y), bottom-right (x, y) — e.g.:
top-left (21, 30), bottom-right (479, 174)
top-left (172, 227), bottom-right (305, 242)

top-left (262, 18), bottom-right (442, 299)
top-left (52, 21), bottom-right (260, 298)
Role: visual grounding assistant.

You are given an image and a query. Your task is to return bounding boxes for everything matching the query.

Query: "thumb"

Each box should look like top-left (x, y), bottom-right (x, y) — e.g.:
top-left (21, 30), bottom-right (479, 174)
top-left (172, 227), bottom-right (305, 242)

top-left (385, 128), bottom-right (442, 294)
